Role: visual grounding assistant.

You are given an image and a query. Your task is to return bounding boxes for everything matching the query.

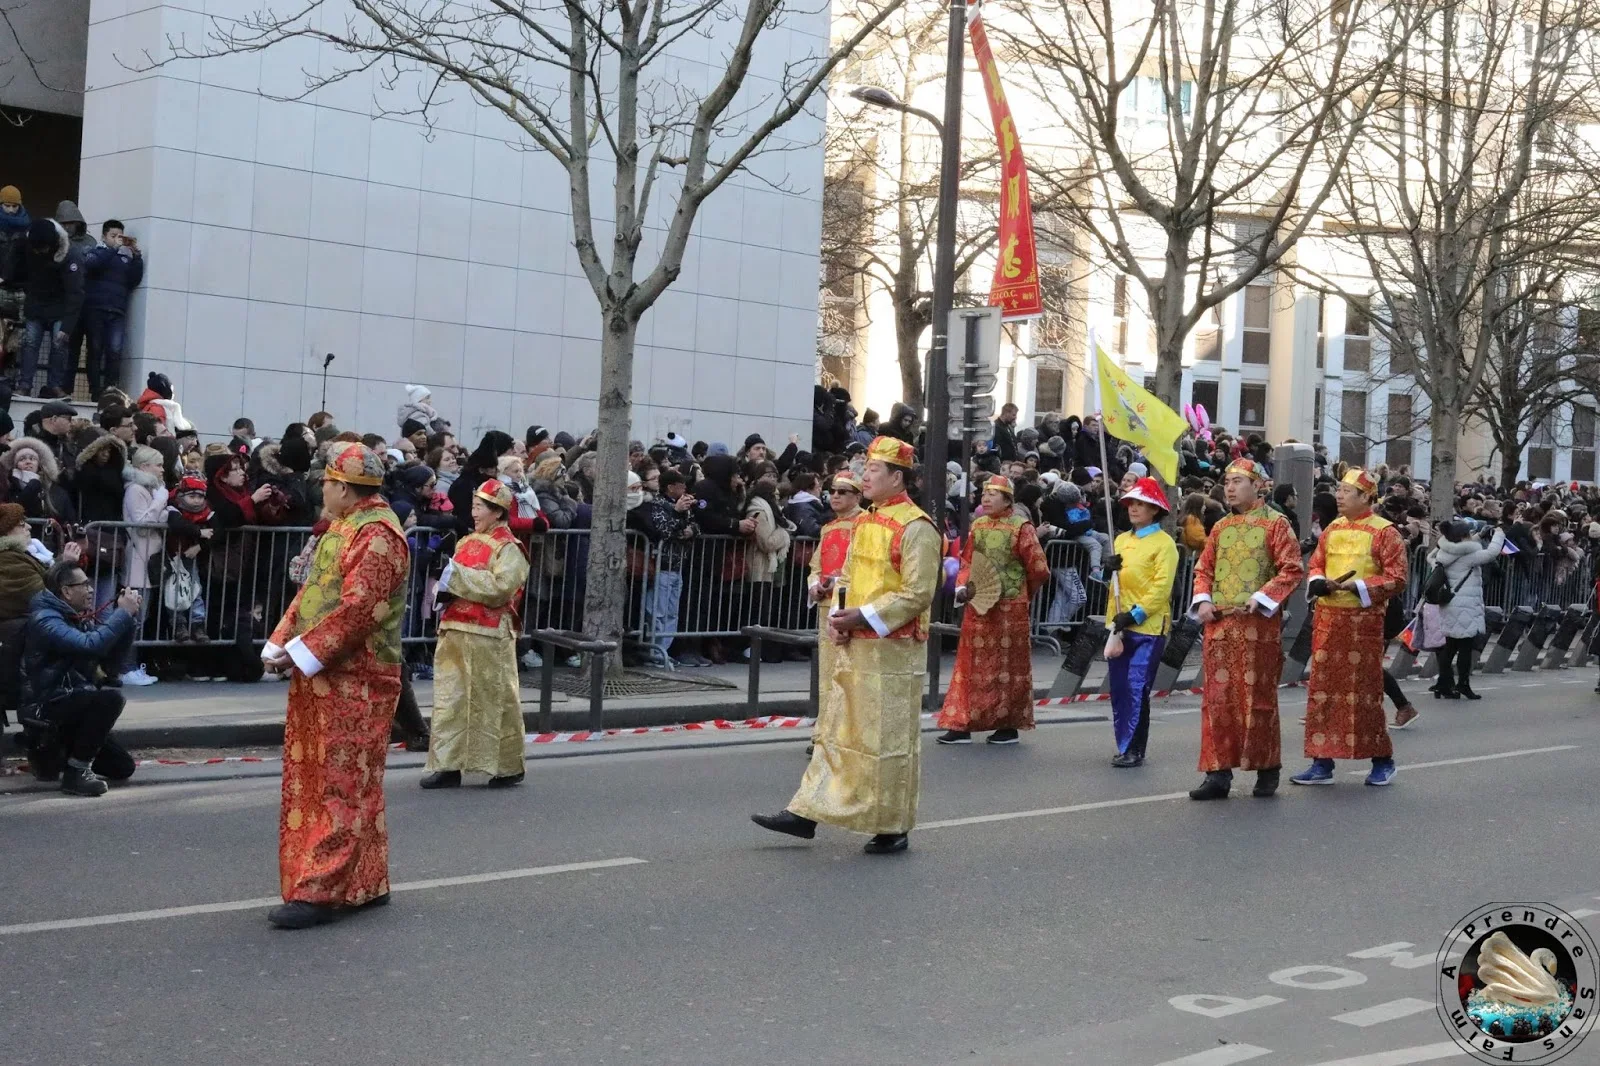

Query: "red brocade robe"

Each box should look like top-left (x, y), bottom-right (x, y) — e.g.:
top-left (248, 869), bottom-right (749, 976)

top-left (1304, 511), bottom-right (1408, 761)
top-left (266, 497), bottom-right (409, 906)
top-left (937, 513), bottom-right (1050, 732)
top-left (1191, 505), bottom-right (1306, 772)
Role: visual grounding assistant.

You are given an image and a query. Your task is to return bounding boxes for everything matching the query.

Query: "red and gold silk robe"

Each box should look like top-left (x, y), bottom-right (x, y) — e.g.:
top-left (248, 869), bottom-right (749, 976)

top-left (1192, 505), bottom-right (1305, 771)
top-left (937, 513), bottom-right (1049, 732)
top-left (806, 509), bottom-right (861, 711)
top-left (1304, 511), bottom-right (1408, 760)
top-left (266, 496), bottom-right (408, 906)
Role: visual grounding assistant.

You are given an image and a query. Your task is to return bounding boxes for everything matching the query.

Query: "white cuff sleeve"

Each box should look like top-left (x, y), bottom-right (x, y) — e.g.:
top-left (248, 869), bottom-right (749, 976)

top-left (1353, 579), bottom-right (1372, 609)
top-left (859, 602), bottom-right (892, 638)
top-left (261, 641), bottom-right (285, 663)
top-left (437, 560), bottom-right (454, 593)
top-left (1249, 591), bottom-right (1281, 617)
top-left (1190, 592), bottom-right (1212, 609)
top-left (285, 636), bottom-right (324, 677)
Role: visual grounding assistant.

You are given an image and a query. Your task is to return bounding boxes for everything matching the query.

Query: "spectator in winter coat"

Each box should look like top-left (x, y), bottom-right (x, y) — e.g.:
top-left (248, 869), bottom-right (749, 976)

top-left (1, 436), bottom-right (74, 522)
top-left (0, 185), bottom-right (30, 328)
top-left (396, 384), bottom-right (450, 435)
top-left (854, 408), bottom-right (881, 447)
top-left (529, 453), bottom-right (579, 531)
top-left (75, 426), bottom-right (128, 524)
top-left (13, 219), bottom-right (85, 398)
top-left (690, 455), bottom-right (747, 538)
top-left (782, 471), bottom-right (829, 540)
top-left (449, 430), bottom-right (515, 533)
top-left (82, 220), bottom-right (143, 399)
top-left (884, 402), bottom-right (920, 445)
top-left (134, 371), bottom-right (174, 429)
top-left (121, 445), bottom-right (168, 594)
top-left (993, 403), bottom-right (1020, 461)
top-left (249, 439), bottom-right (315, 526)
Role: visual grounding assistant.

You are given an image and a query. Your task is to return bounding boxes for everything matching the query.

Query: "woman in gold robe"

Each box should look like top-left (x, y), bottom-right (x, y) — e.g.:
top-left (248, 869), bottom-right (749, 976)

top-left (421, 479), bottom-right (532, 789)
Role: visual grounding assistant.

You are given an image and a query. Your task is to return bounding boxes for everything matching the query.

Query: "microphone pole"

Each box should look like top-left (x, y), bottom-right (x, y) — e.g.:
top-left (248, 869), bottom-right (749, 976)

top-left (321, 353), bottom-right (335, 412)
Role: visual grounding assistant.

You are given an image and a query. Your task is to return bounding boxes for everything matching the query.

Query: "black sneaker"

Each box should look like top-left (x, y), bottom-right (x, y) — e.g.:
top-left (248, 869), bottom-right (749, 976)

top-left (1111, 752), bottom-right (1143, 768)
top-left (486, 772), bottom-right (525, 788)
top-left (936, 730), bottom-right (972, 745)
top-left (986, 728), bottom-right (1020, 745)
top-left (419, 770), bottom-right (461, 789)
top-left (1252, 767), bottom-right (1281, 797)
top-left (61, 765), bottom-right (108, 797)
top-left (1188, 771), bottom-right (1231, 801)
top-left (750, 810), bottom-right (817, 839)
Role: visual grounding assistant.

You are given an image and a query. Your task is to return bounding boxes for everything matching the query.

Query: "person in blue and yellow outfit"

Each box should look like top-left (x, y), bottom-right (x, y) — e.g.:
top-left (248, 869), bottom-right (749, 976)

top-left (751, 436), bottom-right (941, 855)
top-left (421, 478), bottom-right (532, 791)
top-left (1292, 467), bottom-right (1407, 788)
top-left (1103, 476), bottom-right (1179, 768)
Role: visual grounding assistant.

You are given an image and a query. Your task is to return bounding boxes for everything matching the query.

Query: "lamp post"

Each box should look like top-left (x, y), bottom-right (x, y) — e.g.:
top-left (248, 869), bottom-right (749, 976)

top-left (848, 0), bottom-right (967, 529)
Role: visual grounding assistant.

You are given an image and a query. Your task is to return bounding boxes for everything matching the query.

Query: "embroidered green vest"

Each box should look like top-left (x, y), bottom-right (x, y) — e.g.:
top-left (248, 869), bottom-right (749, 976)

top-left (294, 500), bottom-right (406, 667)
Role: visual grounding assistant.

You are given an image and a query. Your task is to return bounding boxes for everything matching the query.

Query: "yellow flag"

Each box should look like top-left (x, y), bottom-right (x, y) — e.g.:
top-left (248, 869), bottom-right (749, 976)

top-left (1094, 346), bottom-right (1188, 484)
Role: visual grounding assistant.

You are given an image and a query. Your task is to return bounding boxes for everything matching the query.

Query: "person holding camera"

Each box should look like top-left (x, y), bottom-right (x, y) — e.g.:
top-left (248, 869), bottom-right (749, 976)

top-left (17, 561), bottom-right (142, 796)
top-left (1424, 520), bottom-right (1506, 702)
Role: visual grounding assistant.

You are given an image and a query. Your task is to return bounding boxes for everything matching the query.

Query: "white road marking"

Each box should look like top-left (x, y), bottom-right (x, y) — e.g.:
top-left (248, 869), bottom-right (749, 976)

top-left (1344, 745), bottom-right (1578, 775)
top-left (1150, 1045), bottom-right (1273, 1066)
top-left (1570, 907), bottom-right (1600, 919)
top-left (1331, 997), bottom-right (1437, 1026)
top-left (0, 857), bottom-right (648, 936)
top-left (1303, 1043), bottom-right (1465, 1065)
top-left (919, 792), bottom-right (1192, 829)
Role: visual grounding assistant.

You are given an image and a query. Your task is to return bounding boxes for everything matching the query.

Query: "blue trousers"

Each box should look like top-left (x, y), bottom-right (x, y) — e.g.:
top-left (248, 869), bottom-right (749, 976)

top-left (1108, 631), bottom-right (1164, 756)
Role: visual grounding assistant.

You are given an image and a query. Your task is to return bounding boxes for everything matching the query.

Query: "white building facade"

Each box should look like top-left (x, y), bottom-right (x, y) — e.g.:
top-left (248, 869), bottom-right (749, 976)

top-left (52, 0), bottom-right (825, 442)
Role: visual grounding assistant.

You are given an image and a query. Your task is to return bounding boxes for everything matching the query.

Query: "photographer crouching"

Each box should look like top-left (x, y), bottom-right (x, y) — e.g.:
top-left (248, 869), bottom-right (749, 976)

top-left (17, 561), bottom-right (142, 796)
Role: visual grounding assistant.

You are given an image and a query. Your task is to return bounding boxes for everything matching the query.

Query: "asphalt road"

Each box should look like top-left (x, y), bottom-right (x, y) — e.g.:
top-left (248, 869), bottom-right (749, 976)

top-left (1, 669), bottom-right (1597, 1066)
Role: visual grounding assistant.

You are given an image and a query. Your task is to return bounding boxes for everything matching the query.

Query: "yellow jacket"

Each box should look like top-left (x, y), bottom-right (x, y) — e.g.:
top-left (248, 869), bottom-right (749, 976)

top-left (1107, 525), bottom-right (1179, 636)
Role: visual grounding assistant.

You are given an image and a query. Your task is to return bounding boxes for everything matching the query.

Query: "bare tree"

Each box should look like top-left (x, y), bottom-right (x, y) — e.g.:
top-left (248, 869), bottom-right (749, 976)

top-left (819, 10), bottom-right (1001, 410)
top-left (1329, 0), bottom-right (1600, 518)
top-left (156, 0), bottom-right (908, 667)
top-left (1468, 261), bottom-right (1600, 489)
top-left (1003, 0), bottom-right (1409, 408)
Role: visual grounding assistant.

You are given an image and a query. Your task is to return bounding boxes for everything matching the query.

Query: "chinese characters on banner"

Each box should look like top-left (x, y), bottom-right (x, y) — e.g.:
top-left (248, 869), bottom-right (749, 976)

top-left (968, 12), bottom-right (1044, 321)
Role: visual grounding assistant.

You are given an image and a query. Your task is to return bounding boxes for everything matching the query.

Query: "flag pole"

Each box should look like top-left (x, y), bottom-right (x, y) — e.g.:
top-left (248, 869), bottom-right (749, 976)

top-left (1088, 337), bottom-right (1121, 618)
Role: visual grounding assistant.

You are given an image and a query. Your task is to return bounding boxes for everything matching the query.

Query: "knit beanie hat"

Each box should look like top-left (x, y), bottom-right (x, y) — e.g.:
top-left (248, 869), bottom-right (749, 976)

top-left (27, 218), bottom-right (55, 251)
top-left (0, 502), bottom-right (23, 533)
top-left (0, 186), bottom-right (20, 206)
top-left (1127, 461), bottom-right (1149, 479)
top-left (130, 445), bottom-right (163, 469)
top-left (743, 433), bottom-right (765, 451)
top-left (406, 384), bottom-right (430, 405)
top-left (147, 371), bottom-right (173, 399)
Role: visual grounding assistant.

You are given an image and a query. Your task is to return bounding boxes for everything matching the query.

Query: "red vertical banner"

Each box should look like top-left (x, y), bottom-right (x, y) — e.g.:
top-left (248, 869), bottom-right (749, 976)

top-left (968, 12), bottom-right (1043, 321)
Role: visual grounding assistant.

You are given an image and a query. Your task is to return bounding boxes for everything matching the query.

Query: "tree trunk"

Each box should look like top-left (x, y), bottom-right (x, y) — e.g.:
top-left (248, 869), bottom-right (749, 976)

top-left (581, 311), bottom-right (639, 674)
top-left (895, 310), bottom-right (926, 412)
top-left (1499, 445), bottom-right (1522, 492)
top-left (1428, 402), bottom-right (1462, 522)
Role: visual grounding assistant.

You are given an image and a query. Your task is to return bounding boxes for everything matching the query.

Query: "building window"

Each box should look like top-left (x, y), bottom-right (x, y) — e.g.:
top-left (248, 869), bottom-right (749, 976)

top-left (1240, 383), bottom-right (1267, 431)
top-left (1386, 393), bottom-right (1413, 469)
top-left (1344, 296), bottom-right (1371, 372)
top-left (1528, 418), bottom-right (1555, 481)
top-left (1035, 368), bottom-right (1065, 414)
top-left (1242, 281), bottom-right (1271, 364)
top-left (1191, 379), bottom-right (1219, 423)
top-left (1340, 390), bottom-right (1368, 466)
top-left (1194, 303), bottom-right (1221, 361)
top-left (1112, 275), bottom-right (1129, 355)
top-left (1573, 407), bottom-right (1596, 482)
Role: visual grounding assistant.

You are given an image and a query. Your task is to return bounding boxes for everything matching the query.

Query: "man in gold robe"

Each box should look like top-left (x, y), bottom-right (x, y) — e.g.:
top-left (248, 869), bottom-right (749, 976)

top-left (751, 436), bottom-right (940, 855)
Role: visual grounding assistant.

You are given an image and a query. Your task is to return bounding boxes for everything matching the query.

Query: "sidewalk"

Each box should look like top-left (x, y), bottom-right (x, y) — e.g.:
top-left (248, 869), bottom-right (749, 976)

top-left (108, 649), bottom-right (1087, 749)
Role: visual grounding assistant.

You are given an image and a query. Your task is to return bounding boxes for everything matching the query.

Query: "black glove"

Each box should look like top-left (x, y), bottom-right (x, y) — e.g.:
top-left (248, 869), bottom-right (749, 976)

top-left (1111, 610), bottom-right (1137, 631)
top-left (1103, 553), bottom-right (1122, 575)
top-left (1308, 577), bottom-right (1331, 598)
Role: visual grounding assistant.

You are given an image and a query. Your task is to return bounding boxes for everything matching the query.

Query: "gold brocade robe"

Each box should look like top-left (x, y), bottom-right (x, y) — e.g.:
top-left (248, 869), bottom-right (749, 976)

top-left (427, 525), bottom-right (532, 777)
top-left (789, 493), bottom-right (940, 835)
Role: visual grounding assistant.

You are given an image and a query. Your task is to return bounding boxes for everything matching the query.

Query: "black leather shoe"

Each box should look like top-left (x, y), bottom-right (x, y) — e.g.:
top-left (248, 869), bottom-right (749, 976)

top-left (403, 734), bottom-right (430, 753)
top-left (1459, 685), bottom-right (1482, 701)
top-left (267, 901), bottom-right (338, 929)
top-left (1252, 767), bottom-right (1280, 797)
top-left (1111, 752), bottom-right (1142, 768)
top-left (486, 772), bottom-right (525, 788)
top-left (863, 833), bottom-right (909, 855)
top-left (419, 770), bottom-right (461, 789)
top-left (750, 810), bottom-right (817, 839)
top-left (1188, 772), bottom-right (1231, 801)
top-left (804, 743), bottom-right (814, 757)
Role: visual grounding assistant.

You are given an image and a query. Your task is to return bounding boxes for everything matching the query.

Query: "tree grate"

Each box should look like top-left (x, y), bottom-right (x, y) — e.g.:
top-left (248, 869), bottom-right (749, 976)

top-left (524, 668), bottom-right (738, 698)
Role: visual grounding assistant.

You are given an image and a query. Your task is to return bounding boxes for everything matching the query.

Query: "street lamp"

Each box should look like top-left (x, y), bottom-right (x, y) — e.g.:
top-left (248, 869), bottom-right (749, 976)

top-left (846, 0), bottom-right (967, 531)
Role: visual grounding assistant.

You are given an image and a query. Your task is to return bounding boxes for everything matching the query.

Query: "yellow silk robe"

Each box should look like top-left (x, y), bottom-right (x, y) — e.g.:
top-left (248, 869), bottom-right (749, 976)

top-left (789, 493), bottom-right (940, 835)
top-left (426, 526), bottom-right (532, 777)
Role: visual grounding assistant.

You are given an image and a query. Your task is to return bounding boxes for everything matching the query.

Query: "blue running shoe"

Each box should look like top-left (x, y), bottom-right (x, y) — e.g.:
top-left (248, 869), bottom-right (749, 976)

top-left (1290, 759), bottom-right (1336, 786)
top-left (1365, 758), bottom-right (1398, 787)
